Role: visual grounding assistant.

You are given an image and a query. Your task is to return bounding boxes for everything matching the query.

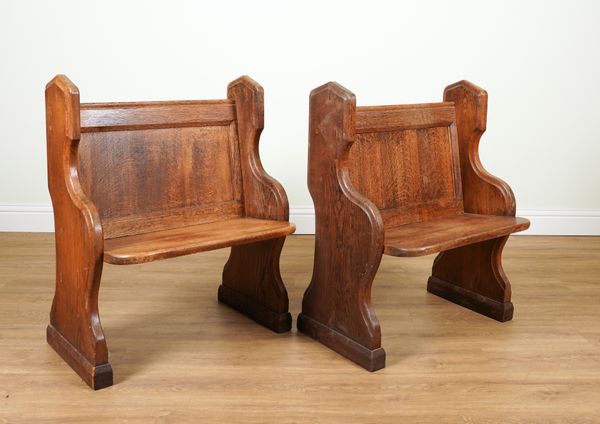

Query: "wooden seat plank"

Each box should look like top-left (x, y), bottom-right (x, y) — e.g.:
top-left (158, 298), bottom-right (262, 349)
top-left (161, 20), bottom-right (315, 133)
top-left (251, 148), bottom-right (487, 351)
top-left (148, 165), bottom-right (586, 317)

top-left (104, 218), bottom-right (295, 265)
top-left (384, 213), bottom-right (529, 257)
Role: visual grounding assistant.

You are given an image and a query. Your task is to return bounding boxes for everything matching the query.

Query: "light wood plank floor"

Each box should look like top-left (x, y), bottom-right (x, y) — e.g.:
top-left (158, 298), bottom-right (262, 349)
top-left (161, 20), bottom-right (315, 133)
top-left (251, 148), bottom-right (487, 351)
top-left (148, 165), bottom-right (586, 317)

top-left (1, 234), bottom-right (599, 423)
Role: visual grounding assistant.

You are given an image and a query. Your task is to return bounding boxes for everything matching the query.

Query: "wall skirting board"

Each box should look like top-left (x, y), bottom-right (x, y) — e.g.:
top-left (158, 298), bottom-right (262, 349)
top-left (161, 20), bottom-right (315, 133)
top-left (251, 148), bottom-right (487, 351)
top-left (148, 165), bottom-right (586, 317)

top-left (0, 204), bottom-right (599, 235)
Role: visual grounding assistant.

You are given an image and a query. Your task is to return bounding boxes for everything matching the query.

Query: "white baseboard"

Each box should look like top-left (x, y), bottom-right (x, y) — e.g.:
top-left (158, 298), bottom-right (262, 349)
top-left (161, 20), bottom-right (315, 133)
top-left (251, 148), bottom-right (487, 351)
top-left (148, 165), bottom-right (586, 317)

top-left (515, 209), bottom-right (600, 236)
top-left (1, 204), bottom-right (599, 236)
top-left (0, 204), bottom-right (54, 232)
top-left (288, 206), bottom-right (316, 234)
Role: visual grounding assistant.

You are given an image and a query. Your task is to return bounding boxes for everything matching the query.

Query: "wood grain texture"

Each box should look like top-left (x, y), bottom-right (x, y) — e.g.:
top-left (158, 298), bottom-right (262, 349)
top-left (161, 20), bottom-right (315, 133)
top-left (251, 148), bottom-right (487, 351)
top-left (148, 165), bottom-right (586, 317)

top-left (226, 76), bottom-right (289, 221)
top-left (298, 82), bottom-right (386, 371)
top-left (428, 81), bottom-right (525, 322)
top-left (443, 80), bottom-right (515, 216)
top-left (79, 125), bottom-right (243, 239)
top-left (220, 76), bottom-right (293, 334)
top-left (384, 214), bottom-right (530, 257)
top-left (349, 124), bottom-right (463, 228)
top-left (45, 75), bottom-right (111, 390)
top-left (301, 80), bottom-right (529, 372)
top-left (104, 218), bottom-right (295, 265)
top-left (45, 75), bottom-right (294, 389)
top-left (2, 234), bottom-right (600, 424)
top-left (355, 102), bottom-right (455, 132)
top-left (80, 100), bottom-right (235, 132)
top-left (104, 218), bottom-right (296, 265)
top-left (99, 201), bottom-right (244, 241)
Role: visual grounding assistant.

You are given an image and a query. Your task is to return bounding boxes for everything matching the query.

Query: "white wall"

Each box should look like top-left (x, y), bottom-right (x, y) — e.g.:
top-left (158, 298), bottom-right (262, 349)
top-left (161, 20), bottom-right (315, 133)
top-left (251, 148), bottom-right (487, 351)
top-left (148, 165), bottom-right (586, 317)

top-left (1, 0), bottom-right (599, 234)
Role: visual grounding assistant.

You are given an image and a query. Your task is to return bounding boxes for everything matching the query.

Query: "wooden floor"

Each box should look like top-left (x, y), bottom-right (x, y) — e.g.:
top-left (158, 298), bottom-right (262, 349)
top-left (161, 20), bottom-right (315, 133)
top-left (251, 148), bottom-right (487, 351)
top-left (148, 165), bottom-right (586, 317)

top-left (1, 234), bottom-right (599, 423)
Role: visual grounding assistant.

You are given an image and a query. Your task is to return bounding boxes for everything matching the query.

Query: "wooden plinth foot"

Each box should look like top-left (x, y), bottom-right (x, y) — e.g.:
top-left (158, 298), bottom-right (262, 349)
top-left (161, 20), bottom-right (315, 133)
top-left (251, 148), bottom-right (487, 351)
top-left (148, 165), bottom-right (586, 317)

top-left (46, 325), bottom-right (113, 390)
top-left (218, 284), bottom-right (292, 333)
top-left (297, 313), bottom-right (386, 372)
top-left (427, 276), bottom-right (514, 322)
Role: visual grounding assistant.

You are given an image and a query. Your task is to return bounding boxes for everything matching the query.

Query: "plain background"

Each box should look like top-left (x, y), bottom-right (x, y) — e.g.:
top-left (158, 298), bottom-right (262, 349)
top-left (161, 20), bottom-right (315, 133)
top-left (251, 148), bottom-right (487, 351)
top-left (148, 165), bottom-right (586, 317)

top-left (1, 0), bottom-right (599, 233)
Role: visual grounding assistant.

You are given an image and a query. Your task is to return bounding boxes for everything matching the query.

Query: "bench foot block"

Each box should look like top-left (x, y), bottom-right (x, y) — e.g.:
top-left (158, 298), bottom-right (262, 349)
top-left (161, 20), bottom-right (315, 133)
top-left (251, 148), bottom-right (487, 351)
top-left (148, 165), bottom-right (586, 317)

top-left (427, 276), bottom-right (514, 322)
top-left (218, 284), bottom-right (292, 333)
top-left (47, 325), bottom-right (113, 390)
top-left (297, 313), bottom-right (386, 372)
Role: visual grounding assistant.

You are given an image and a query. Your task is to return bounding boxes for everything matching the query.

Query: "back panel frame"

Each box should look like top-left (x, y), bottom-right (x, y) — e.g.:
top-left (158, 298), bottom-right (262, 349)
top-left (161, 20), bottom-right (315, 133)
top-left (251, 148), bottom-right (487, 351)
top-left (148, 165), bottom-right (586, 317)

top-left (349, 102), bottom-right (463, 228)
top-left (77, 100), bottom-right (244, 239)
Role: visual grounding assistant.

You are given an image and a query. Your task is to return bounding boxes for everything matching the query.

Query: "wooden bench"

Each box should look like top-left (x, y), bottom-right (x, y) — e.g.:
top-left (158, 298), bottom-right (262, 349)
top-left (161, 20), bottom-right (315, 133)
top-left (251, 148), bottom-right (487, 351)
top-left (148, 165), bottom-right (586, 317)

top-left (45, 75), bottom-right (295, 389)
top-left (298, 80), bottom-right (530, 372)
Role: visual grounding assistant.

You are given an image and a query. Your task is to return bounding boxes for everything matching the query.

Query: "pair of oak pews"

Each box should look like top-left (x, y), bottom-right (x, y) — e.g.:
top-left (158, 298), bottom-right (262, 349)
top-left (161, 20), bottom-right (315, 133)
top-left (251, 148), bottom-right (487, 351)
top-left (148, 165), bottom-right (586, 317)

top-left (45, 75), bottom-right (529, 389)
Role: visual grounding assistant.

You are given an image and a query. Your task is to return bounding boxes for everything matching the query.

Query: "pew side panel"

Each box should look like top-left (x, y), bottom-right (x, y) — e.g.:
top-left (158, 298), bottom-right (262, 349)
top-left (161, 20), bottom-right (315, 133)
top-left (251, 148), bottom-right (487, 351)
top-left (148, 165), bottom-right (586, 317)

top-left (219, 76), bottom-right (293, 333)
top-left (427, 80), bottom-right (529, 322)
top-left (45, 75), bottom-right (112, 390)
top-left (298, 82), bottom-right (386, 371)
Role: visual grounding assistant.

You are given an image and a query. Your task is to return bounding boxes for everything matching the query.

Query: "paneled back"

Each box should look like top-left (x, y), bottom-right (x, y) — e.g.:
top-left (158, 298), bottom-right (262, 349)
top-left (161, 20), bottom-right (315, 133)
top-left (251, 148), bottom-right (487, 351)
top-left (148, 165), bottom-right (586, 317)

top-left (348, 102), bottom-right (463, 229)
top-left (78, 100), bottom-right (244, 238)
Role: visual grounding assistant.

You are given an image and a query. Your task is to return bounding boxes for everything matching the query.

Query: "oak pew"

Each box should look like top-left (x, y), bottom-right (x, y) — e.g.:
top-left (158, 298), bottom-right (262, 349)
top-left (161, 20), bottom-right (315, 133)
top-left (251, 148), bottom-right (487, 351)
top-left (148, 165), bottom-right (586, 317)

top-left (45, 75), bottom-right (295, 389)
top-left (298, 81), bottom-right (530, 372)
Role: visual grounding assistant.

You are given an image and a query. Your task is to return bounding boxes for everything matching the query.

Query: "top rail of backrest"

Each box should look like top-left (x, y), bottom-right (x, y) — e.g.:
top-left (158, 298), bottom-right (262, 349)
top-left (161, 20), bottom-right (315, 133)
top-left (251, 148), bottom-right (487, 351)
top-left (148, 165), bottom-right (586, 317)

top-left (355, 102), bottom-right (455, 133)
top-left (80, 99), bottom-right (236, 132)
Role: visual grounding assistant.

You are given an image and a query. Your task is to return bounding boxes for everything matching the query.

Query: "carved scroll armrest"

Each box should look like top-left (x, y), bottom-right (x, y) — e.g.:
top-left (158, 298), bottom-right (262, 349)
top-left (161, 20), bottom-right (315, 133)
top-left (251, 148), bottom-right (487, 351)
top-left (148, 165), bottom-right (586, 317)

top-left (227, 76), bottom-right (289, 221)
top-left (46, 75), bottom-right (104, 256)
top-left (444, 81), bottom-right (516, 216)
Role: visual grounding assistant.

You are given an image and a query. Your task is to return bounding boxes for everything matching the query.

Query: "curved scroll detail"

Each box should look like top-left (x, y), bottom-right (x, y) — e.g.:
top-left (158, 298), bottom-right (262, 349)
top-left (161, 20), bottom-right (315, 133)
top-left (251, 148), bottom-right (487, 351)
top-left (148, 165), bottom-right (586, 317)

top-left (219, 76), bottom-right (292, 333)
top-left (298, 82), bottom-right (386, 371)
top-left (45, 75), bottom-right (112, 389)
top-left (444, 80), bottom-right (516, 216)
top-left (227, 76), bottom-right (289, 221)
